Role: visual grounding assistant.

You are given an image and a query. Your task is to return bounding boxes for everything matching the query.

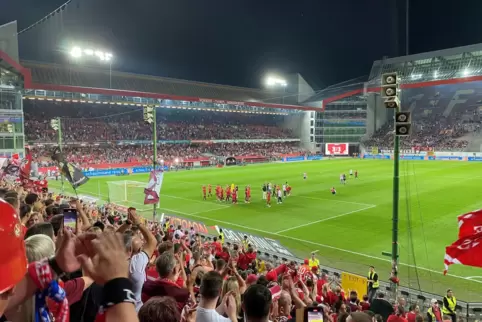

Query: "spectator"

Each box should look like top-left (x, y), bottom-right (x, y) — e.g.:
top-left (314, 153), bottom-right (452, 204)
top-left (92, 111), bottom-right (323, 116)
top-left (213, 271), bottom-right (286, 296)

top-left (242, 284), bottom-right (272, 322)
top-left (24, 222), bottom-right (55, 241)
top-left (370, 293), bottom-right (394, 322)
top-left (142, 251), bottom-right (190, 310)
top-left (196, 271), bottom-right (237, 322)
top-left (406, 304), bottom-right (420, 322)
top-left (138, 297), bottom-right (181, 322)
top-left (387, 307), bottom-right (408, 322)
top-left (117, 208), bottom-right (157, 311)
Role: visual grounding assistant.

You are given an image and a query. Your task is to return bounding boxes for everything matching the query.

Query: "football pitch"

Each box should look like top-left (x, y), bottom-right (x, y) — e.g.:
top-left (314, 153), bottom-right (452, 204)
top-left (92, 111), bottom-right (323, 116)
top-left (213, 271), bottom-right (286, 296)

top-left (50, 159), bottom-right (482, 301)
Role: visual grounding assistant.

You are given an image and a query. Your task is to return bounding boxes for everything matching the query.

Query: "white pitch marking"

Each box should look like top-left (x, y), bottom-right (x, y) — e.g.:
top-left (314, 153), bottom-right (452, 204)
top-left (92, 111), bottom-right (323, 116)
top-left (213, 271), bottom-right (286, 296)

top-left (274, 205), bottom-right (377, 234)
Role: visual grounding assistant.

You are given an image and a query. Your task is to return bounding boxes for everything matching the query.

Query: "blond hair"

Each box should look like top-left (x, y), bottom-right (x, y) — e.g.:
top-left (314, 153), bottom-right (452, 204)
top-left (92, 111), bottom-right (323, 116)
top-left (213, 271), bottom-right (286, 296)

top-left (25, 234), bottom-right (55, 263)
top-left (9, 235), bottom-right (55, 322)
top-left (222, 277), bottom-right (241, 315)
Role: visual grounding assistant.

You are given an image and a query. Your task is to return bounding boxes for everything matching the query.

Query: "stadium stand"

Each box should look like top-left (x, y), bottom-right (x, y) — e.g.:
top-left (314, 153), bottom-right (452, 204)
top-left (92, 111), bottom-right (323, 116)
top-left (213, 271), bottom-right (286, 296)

top-left (5, 23), bottom-right (482, 322)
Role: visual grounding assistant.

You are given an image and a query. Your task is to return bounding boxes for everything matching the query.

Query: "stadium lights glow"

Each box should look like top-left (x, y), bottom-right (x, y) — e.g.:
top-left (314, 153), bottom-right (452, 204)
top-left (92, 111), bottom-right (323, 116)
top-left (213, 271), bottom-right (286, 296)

top-left (433, 70), bottom-right (438, 78)
top-left (69, 46), bottom-right (113, 62)
top-left (265, 76), bottom-right (287, 87)
top-left (463, 69), bottom-right (471, 77)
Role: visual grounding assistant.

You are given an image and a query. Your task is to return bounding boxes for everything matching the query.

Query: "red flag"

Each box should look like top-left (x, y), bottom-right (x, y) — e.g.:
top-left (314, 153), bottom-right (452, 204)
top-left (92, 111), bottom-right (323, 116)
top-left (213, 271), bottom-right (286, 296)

top-left (444, 232), bottom-right (482, 274)
top-left (458, 209), bottom-right (482, 239)
top-left (19, 151), bottom-right (32, 184)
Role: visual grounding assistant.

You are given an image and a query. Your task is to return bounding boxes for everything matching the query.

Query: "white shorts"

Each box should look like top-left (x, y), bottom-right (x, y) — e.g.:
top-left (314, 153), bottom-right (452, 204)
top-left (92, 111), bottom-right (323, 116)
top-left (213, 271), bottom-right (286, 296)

top-left (262, 191), bottom-right (267, 199)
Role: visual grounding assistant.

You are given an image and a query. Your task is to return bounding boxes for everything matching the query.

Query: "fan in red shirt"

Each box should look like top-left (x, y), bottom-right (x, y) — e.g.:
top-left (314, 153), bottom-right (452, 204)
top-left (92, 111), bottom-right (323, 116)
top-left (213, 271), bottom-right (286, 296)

top-left (360, 295), bottom-right (371, 311)
top-left (387, 307), bottom-right (408, 322)
top-left (216, 245), bottom-right (230, 262)
top-left (298, 259), bottom-right (313, 283)
top-left (202, 185), bottom-right (207, 200)
top-left (265, 262), bottom-right (278, 282)
top-left (316, 272), bottom-right (328, 296)
top-left (211, 236), bottom-right (222, 254)
top-left (237, 246), bottom-right (257, 270)
top-left (347, 290), bottom-right (361, 312)
top-left (325, 285), bottom-right (346, 307)
top-left (406, 304), bottom-right (420, 322)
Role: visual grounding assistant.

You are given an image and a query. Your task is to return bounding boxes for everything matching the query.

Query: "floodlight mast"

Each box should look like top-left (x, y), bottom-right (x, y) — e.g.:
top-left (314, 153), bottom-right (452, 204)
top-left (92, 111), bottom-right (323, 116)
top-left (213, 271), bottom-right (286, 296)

top-left (69, 46), bottom-right (114, 88)
top-left (265, 76), bottom-right (288, 103)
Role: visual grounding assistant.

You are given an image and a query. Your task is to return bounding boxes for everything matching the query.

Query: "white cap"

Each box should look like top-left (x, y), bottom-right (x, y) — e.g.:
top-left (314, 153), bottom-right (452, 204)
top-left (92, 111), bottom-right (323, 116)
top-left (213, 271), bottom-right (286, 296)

top-left (431, 299), bottom-right (438, 304)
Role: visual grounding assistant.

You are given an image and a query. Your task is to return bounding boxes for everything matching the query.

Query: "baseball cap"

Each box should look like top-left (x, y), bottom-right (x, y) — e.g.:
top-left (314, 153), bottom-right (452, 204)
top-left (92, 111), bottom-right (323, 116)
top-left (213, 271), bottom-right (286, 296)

top-left (431, 299), bottom-right (438, 304)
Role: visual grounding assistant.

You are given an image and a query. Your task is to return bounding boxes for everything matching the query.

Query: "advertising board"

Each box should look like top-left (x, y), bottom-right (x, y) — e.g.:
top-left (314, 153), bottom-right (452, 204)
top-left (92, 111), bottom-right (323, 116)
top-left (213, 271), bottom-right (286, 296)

top-left (325, 143), bottom-right (349, 155)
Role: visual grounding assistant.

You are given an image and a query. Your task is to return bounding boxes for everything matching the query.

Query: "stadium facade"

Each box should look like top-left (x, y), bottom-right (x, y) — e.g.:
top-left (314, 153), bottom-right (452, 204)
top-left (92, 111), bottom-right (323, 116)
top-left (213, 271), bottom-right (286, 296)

top-left (303, 44), bottom-right (482, 154)
top-left (4, 17), bottom-right (482, 158)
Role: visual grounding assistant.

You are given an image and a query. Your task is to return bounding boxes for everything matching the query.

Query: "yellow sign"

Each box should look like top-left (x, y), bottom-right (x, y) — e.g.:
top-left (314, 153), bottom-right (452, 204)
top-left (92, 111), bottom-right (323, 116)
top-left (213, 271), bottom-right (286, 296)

top-left (341, 272), bottom-right (367, 298)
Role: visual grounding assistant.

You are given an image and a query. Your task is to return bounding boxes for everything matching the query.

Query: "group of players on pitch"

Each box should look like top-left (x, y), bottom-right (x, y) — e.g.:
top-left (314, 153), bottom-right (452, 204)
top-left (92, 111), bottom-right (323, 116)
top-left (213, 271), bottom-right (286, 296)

top-left (202, 184), bottom-right (252, 204)
top-left (261, 182), bottom-right (292, 207)
top-left (201, 182), bottom-right (292, 207)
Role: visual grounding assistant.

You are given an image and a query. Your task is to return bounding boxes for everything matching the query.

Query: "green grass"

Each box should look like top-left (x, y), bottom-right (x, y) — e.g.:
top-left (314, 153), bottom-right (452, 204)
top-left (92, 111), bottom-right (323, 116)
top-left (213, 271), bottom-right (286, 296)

top-left (50, 159), bottom-right (482, 301)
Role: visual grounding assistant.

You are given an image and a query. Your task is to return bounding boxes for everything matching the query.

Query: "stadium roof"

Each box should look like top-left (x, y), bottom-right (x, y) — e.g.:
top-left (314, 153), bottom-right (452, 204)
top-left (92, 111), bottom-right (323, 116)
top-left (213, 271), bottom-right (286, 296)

top-left (20, 60), bottom-right (309, 109)
top-left (304, 42), bottom-right (482, 108)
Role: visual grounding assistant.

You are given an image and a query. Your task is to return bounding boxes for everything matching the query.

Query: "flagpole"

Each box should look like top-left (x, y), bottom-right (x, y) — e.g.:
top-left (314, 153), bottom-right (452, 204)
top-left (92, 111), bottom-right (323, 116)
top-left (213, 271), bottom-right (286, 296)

top-left (152, 107), bottom-right (157, 221)
top-left (58, 117), bottom-right (65, 193)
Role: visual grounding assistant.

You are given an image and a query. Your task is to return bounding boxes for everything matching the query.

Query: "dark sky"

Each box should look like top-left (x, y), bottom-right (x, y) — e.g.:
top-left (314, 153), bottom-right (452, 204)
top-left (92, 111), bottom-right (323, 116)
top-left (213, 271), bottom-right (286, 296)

top-left (2, 0), bottom-right (482, 90)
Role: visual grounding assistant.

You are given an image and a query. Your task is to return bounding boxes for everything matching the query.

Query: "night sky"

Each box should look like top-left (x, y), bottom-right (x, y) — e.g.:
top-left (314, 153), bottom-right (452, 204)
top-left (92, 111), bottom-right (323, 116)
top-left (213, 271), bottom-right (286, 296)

top-left (2, 0), bottom-right (482, 90)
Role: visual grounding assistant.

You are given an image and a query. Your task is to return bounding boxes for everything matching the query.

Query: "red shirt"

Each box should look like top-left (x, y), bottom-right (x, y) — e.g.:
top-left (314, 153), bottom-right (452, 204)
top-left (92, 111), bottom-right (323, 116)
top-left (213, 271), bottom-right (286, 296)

top-left (406, 312), bottom-right (417, 322)
top-left (316, 278), bottom-right (328, 295)
top-left (360, 302), bottom-right (371, 311)
top-left (217, 251), bottom-right (230, 262)
top-left (212, 241), bottom-right (222, 253)
top-left (387, 315), bottom-right (408, 322)
top-left (266, 269), bottom-right (278, 282)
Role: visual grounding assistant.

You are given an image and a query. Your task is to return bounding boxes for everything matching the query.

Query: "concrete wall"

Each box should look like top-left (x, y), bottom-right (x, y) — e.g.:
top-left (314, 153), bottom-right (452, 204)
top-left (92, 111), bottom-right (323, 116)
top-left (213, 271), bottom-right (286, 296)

top-left (366, 93), bottom-right (390, 136)
top-left (0, 21), bottom-right (19, 63)
top-left (283, 111), bottom-right (315, 151)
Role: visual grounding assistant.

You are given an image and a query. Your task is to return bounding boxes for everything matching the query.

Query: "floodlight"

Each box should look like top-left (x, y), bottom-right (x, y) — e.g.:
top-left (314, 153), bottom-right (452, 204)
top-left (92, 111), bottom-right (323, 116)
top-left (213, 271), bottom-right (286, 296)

top-left (463, 69), bottom-right (471, 77)
top-left (84, 49), bottom-right (94, 56)
top-left (265, 76), bottom-right (287, 87)
top-left (175, 158), bottom-right (179, 163)
top-left (70, 47), bottom-right (82, 58)
top-left (433, 70), bottom-right (438, 78)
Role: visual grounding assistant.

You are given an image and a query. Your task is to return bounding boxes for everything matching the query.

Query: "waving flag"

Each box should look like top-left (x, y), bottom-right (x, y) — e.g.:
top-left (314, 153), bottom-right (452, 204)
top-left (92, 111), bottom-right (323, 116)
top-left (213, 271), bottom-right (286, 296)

top-left (19, 150), bottom-right (32, 185)
top-left (444, 232), bottom-right (482, 274)
top-left (144, 170), bottom-right (164, 205)
top-left (51, 147), bottom-right (89, 189)
top-left (458, 209), bottom-right (482, 239)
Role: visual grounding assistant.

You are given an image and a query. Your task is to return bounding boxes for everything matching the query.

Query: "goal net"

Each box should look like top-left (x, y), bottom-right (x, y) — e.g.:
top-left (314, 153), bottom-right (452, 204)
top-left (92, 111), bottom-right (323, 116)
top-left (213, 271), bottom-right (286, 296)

top-left (106, 180), bottom-right (153, 217)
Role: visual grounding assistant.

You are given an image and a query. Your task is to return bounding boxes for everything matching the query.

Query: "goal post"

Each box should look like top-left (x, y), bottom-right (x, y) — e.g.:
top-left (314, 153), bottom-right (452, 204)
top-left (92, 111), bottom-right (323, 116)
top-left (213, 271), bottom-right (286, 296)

top-left (106, 180), bottom-right (152, 212)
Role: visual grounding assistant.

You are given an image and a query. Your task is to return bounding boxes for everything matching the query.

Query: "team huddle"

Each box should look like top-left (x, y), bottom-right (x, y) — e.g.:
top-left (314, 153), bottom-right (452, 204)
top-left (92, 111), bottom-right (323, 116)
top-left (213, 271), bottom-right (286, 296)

top-left (202, 184), bottom-right (252, 204)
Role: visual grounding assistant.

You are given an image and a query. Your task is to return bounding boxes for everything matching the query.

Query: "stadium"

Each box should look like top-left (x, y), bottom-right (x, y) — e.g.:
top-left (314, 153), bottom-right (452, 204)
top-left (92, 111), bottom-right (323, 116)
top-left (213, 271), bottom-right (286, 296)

top-left (2, 9), bottom-right (482, 322)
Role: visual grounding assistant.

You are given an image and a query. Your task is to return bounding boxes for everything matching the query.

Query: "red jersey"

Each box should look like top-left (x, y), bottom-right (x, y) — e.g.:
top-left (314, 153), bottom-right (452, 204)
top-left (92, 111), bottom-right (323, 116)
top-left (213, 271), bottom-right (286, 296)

top-left (247, 187), bottom-right (251, 196)
top-left (202, 187), bottom-right (206, 194)
top-left (212, 241), bottom-right (222, 254)
top-left (267, 193), bottom-right (271, 201)
top-left (226, 187), bottom-right (231, 196)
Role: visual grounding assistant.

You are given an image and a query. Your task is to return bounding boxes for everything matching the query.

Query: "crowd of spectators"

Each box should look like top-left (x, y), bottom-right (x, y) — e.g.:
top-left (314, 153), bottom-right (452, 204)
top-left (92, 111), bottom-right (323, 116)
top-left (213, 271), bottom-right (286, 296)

top-left (24, 102), bottom-right (294, 142)
top-left (363, 113), bottom-right (480, 151)
top-left (0, 181), bottom-right (458, 322)
top-left (30, 142), bottom-right (304, 168)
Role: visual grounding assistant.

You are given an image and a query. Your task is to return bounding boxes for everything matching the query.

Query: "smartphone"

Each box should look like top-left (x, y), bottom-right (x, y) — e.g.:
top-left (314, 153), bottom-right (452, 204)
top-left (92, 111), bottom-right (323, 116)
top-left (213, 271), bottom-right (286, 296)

top-left (305, 307), bottom-right (324, 322)
top-left (63, 208), bottom-right (78, 230)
